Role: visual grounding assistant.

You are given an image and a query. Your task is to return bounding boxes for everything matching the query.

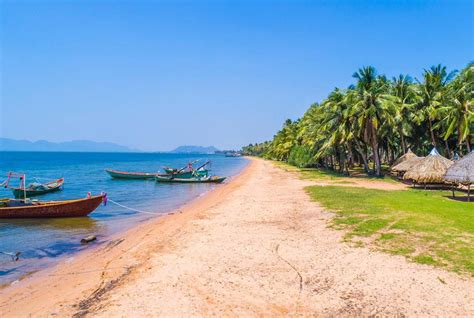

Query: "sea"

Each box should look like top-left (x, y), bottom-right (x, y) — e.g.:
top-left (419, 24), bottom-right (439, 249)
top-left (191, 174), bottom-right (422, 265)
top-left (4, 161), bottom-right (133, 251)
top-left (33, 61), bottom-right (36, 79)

top-left (0, 152), bottom-right (248, 286)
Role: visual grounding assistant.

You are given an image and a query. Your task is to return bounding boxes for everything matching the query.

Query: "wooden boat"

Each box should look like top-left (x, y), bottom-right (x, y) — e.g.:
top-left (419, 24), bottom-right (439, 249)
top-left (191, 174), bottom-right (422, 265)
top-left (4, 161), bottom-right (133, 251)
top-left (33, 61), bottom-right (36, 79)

top-left (0, 194), bottom-right (104, 219)
top-left (163, 167), bottom-right (208, 177)
top-left (225, 152), bottom-right (242, 157)
top-left (11, 178), bottom-right (64, 198)
top-left (171, 170), bottom-right (208, 178)
top-left (105, 169), bottom-right (156, 179)
top-left (106, 169), bottom-right (206, 180)
top-left (155, 175), bottom-right (226, 184)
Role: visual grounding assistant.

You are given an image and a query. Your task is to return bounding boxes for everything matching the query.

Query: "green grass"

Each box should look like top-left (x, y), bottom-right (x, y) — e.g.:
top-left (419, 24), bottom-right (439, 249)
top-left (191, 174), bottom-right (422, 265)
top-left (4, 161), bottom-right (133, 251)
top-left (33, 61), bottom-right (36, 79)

top-left (306, 185), bottom-right (474, 276)
top-left (272, 161), bottom-right (399, 184)
top-left (272, 161), bottom-right (341, 180)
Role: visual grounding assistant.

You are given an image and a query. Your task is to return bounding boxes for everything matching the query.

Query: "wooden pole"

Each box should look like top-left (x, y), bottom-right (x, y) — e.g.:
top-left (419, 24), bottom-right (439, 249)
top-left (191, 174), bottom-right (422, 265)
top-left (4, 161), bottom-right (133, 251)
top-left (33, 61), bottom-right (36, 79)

top-left (195, 160), bottom-right (210, 171)
top-left (468, 184), bottom-right (471, 202)
top-left (23, 174), bottom-right (27, 201)
top-left (176, 159), bottom-right (200, 174)
top-left (452, 184), bottom-right (455, 198)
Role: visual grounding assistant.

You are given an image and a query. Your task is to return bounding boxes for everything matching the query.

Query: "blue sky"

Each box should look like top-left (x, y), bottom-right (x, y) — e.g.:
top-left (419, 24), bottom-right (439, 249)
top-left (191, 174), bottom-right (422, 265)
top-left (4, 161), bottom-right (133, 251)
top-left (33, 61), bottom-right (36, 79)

top-left (1, 0), bottom-right (472, 151)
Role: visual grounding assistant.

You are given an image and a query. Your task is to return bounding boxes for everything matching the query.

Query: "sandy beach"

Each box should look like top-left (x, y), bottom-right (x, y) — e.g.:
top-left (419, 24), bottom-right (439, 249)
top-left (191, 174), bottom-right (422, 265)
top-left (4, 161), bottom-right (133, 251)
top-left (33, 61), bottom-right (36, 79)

top-left (1, 157), bottom-right (473, 317)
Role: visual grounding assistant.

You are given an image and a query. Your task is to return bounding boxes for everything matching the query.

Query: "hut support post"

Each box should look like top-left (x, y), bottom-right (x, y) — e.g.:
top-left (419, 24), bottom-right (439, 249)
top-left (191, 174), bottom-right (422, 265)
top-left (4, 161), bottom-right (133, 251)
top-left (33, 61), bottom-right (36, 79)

top-left (469, 185), bottom-right (471, 202)
top-left (451, 184), bottom-right (455, 198)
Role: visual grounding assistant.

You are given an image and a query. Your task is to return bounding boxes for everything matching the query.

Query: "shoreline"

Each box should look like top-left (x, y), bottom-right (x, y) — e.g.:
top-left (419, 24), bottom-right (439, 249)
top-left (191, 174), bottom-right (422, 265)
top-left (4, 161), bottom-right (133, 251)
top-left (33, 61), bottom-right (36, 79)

top-left (1, 157), bottom-right (473, 316)
top-left (0, 158), bottom-right (249, 288)
top-left (0, 158), bottom-right (254, 316)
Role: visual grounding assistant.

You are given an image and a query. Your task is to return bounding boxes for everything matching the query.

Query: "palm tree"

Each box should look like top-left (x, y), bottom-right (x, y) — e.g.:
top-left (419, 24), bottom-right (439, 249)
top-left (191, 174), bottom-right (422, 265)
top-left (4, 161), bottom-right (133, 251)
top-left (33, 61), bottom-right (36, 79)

top-left (266, 119), bottom-right (299, 161)
top-left (317, 89), bottom-right (352, 172)
top-left (441, 63), bottom-right (473, 153)
top-left (242, 62), bottom-right (471, 174)
top-left (384, 75), bottom-right (415, 154)
top-left (414, 64), bottom-right (457, 149)
top-left (351, 66), bottom-right (392, 176)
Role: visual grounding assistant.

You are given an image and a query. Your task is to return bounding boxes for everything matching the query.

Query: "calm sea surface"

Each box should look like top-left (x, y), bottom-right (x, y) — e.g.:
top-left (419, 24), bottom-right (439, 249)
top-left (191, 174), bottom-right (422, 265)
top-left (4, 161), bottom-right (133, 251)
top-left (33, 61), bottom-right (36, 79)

top-left (0, 152), bottom-right (248, 285)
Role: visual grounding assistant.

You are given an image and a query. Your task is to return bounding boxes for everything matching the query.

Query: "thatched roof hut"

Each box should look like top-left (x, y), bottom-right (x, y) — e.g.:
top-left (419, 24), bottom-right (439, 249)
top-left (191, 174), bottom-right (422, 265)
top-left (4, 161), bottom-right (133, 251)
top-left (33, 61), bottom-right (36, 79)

top-left (445, 151), bottom-right (474, 185)
top-left (392, 149), bottom-right (417, 167)
top-left (403, 148), bottom-right (453, 184)
top-left (391, 156), bottom-right (424, 173)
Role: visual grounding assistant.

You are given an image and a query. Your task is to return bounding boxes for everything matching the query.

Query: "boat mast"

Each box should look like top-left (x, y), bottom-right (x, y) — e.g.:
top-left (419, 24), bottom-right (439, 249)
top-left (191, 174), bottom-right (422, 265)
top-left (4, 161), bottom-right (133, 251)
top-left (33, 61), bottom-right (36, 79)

top-left (22, 174), bottom-right (27, 201)
top-left (176, 159), bottom-right (200, 174)
top-left (195, 160), bottom-right (210, 171)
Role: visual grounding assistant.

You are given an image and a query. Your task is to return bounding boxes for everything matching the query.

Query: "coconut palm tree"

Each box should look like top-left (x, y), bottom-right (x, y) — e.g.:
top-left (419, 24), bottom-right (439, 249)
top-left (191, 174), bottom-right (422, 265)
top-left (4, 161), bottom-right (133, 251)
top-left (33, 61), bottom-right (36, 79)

top-left (351, 66), bottom-right (392, 176)
top-left (266, 119), bottom-right (299, 161)
top-left (242, 62), bottom-right (471, 174)
top-left (441, 63), bottom-right (473, 153)
top-left (384, 74), bottom-right (416, 154)
top-left (316, 89), bottom-right (353, 172)
top-left (413, 64), bottom-right (457, 148)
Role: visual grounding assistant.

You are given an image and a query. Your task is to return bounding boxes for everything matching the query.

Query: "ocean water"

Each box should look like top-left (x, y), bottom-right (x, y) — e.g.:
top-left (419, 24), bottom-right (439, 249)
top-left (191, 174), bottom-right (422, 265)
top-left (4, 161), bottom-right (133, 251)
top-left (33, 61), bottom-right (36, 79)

top-left (0, 152), bottom-right (248, 285)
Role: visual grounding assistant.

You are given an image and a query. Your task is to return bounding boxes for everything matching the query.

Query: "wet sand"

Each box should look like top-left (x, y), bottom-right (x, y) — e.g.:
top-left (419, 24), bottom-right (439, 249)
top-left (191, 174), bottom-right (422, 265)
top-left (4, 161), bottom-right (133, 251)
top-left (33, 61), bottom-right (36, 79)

top-left (1, 157), bottom-right (473, 317)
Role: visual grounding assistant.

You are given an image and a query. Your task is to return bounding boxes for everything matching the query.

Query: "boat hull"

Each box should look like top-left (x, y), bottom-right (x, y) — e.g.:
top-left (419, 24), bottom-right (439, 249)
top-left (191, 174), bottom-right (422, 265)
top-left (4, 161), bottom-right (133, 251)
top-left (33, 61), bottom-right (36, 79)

top-left (12, 178), bottom-right (64, 198)
top-left (107, 169), bottom-right (207, 180)
top-left (155, 176), bottom-right (226, 184)
top-left (106, 169), bottom-right (156, 179)
top-left (163, 168), bottom-right (208, 178)
top-left (0, 195), bottom-right (104, 219)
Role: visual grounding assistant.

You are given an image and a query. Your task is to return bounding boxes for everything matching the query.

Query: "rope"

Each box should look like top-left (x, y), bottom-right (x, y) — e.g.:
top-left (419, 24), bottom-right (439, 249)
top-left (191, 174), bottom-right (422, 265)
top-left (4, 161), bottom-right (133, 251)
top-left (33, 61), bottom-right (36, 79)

top-left (0, 251), bottom-right (21, 261)
top-left (107, 198), bottom-right (161, 216)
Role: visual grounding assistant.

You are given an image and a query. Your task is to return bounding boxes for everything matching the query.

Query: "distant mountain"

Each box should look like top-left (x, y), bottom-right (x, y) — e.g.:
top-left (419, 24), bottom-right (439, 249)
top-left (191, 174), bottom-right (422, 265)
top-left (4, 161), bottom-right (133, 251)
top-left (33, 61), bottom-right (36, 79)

top-left (0, 138), bottom-right (138, 152)
top-left (170, 145), bottom-right (219, 154)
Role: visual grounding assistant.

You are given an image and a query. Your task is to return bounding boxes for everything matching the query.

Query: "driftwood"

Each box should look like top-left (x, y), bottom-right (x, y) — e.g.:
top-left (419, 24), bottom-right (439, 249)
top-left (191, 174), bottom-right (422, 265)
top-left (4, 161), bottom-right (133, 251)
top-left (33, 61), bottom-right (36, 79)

top-left (81, 235), bottom-right (97, 244)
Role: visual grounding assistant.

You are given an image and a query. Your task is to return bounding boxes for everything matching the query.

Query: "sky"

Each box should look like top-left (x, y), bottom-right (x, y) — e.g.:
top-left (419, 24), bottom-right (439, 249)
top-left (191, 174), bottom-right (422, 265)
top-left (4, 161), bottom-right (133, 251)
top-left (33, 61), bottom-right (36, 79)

top-left (1, 0), bottom-right (472, 151)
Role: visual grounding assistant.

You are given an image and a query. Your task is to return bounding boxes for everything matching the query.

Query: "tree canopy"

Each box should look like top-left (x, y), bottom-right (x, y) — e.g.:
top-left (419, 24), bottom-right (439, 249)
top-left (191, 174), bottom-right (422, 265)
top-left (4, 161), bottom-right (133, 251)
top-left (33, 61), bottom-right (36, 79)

top-left (243, 63), bottom-right (473, 176)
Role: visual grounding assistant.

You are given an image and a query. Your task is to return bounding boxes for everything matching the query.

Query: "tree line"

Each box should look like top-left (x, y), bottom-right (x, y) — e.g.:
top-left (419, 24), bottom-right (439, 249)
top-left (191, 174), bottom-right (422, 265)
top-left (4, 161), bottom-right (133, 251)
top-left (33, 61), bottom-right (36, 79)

top-left (242, 63), bottom-right (473, 176)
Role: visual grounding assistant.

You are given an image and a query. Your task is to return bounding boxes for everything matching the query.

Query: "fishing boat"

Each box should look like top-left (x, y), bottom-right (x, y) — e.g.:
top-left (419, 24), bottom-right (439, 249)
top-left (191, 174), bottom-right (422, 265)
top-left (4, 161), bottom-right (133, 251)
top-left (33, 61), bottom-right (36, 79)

top-left (155, 175), bottom-right (226, 184)
top-left (0, 194), bottom-right (105, 219)
top-left (105, 169), bottom-right (206, 180)
top-left (163, 167), bottom-right (208, 177)
top-left (105, 169), bottom-right (157, 179)
top-left (163, 160), bottom-right (210, 177)
top-left (225, 152), bottom-right (242, 157)
top-left (10, 178), bottom-right (64, 198)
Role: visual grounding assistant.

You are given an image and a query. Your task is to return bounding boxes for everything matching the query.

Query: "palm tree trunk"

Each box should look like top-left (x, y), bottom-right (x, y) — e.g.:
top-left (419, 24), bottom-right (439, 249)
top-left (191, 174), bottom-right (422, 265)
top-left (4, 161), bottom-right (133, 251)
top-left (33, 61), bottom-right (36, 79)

top-left (399, 127), bottom-right (407, 154)
top-left (428, 119), bottom-right (437, 146)
top-left (347, 145), bottom-right (354, 168)
top-left (371, 123), bottom-right (382, 176)
top-left (444, 139), bottom-right (452, 159)
top-left (354, 142), bottom-right (369, 172)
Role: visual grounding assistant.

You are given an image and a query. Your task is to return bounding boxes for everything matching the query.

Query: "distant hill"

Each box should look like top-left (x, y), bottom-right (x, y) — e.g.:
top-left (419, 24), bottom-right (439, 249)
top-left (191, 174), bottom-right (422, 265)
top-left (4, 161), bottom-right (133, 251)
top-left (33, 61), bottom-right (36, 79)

top-left (0, 138), bottom-right (138, 152)
top-left (170, 145), bottom-right (219, 154)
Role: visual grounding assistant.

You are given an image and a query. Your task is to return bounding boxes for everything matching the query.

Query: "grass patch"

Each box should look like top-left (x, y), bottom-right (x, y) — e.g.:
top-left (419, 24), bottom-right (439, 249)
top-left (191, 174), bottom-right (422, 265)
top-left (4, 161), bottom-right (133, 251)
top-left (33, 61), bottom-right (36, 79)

top-left (306, 185), bottom-right (474, 276)
top-left (413, 254), bottom-right (437, 265)
top-left (272, 161), bottom-right (398, 184)
top-left (379, 233), bottom-right (398, 240)
top-left (352, 219), bottom-right (390, 237)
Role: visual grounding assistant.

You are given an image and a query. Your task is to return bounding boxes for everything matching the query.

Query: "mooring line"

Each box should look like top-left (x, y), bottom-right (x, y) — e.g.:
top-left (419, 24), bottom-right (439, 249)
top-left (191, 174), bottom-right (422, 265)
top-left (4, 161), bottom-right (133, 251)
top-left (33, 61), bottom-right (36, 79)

top-left (107, 199), bottom-right (160, 215)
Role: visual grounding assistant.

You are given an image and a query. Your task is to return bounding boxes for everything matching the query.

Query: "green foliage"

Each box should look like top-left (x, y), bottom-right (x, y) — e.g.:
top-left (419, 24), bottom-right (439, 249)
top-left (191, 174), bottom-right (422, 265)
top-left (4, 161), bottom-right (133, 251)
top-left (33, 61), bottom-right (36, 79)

top-left (288, 145), bottom-right (314, 168)
top-left (243, 63), bottom-right (474, 173)
top-left (241, 141), bottom-right (269, 156)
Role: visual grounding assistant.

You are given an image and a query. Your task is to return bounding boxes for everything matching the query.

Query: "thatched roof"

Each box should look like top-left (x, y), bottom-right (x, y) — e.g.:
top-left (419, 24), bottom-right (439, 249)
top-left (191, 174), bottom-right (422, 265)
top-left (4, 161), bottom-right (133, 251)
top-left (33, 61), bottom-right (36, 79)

top-left (391, 156), bottom-right (424, 172)
top-left (445, 151), bottom-right (474, 184)
top-left (392, 149), bottom-right (417, 167)
top-left (403, 148), bottom-right (453, 184)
